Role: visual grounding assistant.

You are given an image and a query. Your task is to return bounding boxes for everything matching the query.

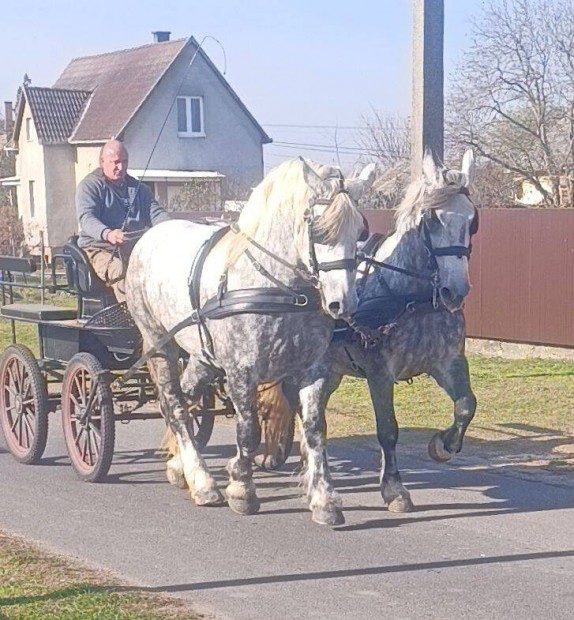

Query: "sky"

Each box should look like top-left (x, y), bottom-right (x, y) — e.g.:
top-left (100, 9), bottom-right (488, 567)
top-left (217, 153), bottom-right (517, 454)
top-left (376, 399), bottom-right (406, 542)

top-left (0, 0), bottom-right (480, 170)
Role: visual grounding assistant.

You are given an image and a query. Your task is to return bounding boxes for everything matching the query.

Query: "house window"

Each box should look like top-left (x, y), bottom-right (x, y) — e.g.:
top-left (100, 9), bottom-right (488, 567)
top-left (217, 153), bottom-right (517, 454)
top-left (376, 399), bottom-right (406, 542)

top-left (26, 117), bottom-right (33, 141)
top-left (29, 180), bottom-right (35, 218)
top-left (176, 96), bottom-right (204, 137)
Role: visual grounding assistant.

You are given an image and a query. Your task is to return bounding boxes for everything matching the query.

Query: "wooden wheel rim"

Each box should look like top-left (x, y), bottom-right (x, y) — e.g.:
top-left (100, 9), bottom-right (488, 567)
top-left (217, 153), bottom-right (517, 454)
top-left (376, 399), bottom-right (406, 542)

top-left (63, 367), bottom-right (104, 473)
top-left (1, 354), bottom-right (36, 457)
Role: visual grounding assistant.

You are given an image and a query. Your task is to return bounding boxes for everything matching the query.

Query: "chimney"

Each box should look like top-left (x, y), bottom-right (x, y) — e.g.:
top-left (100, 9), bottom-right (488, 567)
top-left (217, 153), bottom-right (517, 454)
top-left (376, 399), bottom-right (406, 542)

top-left (152, 31), bottom-right (171, 43)
top-left (4, 101), bottom-right (13, 134)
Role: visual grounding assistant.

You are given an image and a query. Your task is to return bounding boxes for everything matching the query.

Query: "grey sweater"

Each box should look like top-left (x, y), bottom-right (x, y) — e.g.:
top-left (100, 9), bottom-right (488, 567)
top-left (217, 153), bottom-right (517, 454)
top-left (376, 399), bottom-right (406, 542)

top-left (76, 168), bottom-right (171, 249)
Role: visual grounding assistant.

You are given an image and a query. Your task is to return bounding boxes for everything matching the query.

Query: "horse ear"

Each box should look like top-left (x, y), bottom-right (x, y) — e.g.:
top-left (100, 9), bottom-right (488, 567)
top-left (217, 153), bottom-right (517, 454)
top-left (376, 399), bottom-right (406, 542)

top-left (347, 162), bottom-right (377, 201)
top-left (422, 149), bottom-right (440, 185)
top-left (461, 149), bottom-right (475, 188)
top-left (299, 157), bottom-right (324, 193)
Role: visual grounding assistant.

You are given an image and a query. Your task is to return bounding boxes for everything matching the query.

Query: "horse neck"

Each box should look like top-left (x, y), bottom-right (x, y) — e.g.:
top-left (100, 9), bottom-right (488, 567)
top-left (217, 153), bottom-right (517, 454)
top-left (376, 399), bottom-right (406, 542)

top-left (364, 228), bottom-right (431, 297)
top-left (233, 212), bottom-right (304, 286)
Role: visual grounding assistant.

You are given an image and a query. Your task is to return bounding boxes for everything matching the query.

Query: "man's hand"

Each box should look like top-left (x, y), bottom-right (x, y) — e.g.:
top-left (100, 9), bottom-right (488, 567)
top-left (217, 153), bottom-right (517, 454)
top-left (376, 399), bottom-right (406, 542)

top-left (106, 229), bottom-right (126, 245)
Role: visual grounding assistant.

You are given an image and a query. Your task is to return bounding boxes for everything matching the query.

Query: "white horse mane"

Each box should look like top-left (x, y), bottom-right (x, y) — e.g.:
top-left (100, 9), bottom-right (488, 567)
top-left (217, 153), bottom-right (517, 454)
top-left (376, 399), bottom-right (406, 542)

top-left (394, 167), bottom-right (470, 235)
top-left (225, 158), bottom-right (362, 265)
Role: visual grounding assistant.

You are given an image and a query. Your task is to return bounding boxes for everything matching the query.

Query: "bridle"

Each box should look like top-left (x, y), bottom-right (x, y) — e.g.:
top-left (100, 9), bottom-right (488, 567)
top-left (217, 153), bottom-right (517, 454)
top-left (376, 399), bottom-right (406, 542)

top-left (360, 186), bottom-right (478, 309)
top-left (234, 170), bottom-right (367, 290)
top-left (304, 171), bottom-right (368, 278)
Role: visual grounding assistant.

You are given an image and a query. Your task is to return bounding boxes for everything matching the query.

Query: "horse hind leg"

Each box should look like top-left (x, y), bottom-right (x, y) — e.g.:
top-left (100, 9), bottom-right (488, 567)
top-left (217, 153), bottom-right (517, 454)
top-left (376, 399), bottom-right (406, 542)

top-left (428, 356), bottom-right (477, 463)
top-left (224, 373), bottom-right (262, 515)
top-left (367, 373), bottom-right (413, 513)
top-left (146, 343), bottom-right (224, 506)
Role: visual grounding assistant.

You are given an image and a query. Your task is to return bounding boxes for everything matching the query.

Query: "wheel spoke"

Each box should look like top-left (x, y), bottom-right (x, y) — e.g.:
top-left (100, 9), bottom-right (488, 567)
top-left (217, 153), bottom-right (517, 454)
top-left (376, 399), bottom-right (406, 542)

top-left (81, 434), bottom-right (88, 463)
top-left (70, 393), bottom-right (83, 414)
top-left (22, 410), bottom-right (35, 437)
top-left (7, 364), bottom-right (18, 393)
top-left (10, 412), bottom-right (21, 433)
top-left (73, 375), bottom-right (85, 405)
top-left (22, 415), bottom-right (31, 449)
top-left (74, 425), bottom-right (85, 448)
top-left (4, 384), bottom-right (18, 398)
top-left (17, 412), bottom-right (23, 444)
top-left (86, 430), bottom-right (94, 466)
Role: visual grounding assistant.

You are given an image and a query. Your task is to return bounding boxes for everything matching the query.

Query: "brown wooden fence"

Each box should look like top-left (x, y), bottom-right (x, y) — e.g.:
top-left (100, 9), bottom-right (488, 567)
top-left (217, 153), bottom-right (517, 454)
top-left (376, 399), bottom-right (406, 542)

top-left (363, 209), bottom-right (574, 348)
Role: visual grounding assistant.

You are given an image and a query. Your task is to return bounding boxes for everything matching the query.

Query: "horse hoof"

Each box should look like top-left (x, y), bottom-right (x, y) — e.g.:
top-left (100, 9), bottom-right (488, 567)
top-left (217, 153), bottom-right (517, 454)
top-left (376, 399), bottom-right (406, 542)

top-left (428, 434), bottom-right (453, 462)
top-left (254, 454), bottom-right (279, 471)
top-left (387, 495), bottom-right (414, 513)
top-left (312, 505), bottom-right (345, 526)
top-left (166, 466), bottom-right (188, 489)
top-left (228, 496), bottom-right (261, 515)
top-left (193, 487), bottom-right (225, 507)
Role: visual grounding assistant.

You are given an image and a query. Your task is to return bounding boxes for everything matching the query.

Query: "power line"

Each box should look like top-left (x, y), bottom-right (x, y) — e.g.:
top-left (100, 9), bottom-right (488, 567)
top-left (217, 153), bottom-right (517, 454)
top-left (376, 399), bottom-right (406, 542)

top-left (262, 123), bottom-right (362, 130)
top-left (272, 140), bottom-right (375, 153)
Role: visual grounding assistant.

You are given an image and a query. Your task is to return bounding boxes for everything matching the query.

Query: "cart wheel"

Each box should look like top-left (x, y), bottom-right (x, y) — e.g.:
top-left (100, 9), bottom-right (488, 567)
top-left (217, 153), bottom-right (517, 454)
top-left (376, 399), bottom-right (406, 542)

top-left (61, 353), bottom-right (115, 482)
top-left (0, 344), bottom-right (49, 464)
top-left (187, 388), bottom-right (216, 450)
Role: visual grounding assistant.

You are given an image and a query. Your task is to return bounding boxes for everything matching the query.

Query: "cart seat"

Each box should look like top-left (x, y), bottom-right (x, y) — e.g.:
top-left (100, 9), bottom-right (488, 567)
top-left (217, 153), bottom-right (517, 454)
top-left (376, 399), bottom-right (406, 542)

top-left (0, 303), bottom-right (77, 321)
top-left (62, 236), bottom-right (110, 298)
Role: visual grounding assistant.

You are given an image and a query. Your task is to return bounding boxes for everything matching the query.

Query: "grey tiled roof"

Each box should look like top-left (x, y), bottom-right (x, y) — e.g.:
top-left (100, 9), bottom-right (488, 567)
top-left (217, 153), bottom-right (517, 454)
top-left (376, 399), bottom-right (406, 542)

top-left (54, 39), bottom-right (188, 142)
top-left (25, 87), bottom-right (91, 144)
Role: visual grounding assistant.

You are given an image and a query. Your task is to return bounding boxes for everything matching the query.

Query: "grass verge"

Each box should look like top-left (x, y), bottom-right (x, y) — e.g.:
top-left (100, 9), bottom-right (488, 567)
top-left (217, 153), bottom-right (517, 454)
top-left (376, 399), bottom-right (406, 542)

top-left (0, 532), bottom-right (201, 620)
top-left (326, 355), bottom-right (574, 471)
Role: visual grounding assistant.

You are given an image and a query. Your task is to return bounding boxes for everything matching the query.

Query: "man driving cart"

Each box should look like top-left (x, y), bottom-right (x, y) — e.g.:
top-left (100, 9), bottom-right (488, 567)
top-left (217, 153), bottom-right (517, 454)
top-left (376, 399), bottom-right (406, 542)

top-left (76, 139), bottom-right (170, 302)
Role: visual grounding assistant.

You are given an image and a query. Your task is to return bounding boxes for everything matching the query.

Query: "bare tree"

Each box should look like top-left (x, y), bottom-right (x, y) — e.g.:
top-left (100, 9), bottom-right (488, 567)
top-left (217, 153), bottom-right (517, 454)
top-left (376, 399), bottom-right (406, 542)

top-left (359, 110), bottom-right (410, 169)
top-left (448, 0), bottom-right (574, 207)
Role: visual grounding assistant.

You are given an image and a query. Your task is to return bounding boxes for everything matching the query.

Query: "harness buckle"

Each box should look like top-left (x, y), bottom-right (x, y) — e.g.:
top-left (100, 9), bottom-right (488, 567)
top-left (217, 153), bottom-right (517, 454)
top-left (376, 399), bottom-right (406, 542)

top-left (190, 309), bottom-right (201, 324)
top-left (294, 294), bottom-right (308, 307)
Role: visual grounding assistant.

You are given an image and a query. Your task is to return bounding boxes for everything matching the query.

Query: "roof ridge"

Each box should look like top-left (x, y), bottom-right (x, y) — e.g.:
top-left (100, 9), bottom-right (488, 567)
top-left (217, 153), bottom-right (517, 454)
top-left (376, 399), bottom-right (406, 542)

top-left (67, 37), bottom-right (187, 64)
top-left (26, 85), bottom-right (93, 95)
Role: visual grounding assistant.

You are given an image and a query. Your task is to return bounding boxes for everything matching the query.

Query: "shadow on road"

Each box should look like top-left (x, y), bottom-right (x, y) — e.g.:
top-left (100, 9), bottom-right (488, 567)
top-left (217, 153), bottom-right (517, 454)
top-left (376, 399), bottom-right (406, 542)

top-left (122, 549), bottom-right (574, 593)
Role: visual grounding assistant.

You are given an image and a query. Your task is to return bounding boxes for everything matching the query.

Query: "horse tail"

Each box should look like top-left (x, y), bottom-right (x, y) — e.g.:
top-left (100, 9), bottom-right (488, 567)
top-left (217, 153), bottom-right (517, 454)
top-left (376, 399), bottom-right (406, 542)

top-left (257, 382), bottom-right (295, 469)
top-left (158, 426), bottom-right (179, 459)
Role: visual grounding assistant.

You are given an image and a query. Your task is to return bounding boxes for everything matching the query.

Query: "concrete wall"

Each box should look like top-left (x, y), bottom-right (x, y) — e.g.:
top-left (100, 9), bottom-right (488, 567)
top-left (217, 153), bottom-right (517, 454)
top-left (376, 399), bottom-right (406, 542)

top-left (14, 100), bottom-right (48, 251)
top-left (123, 43), bottom-right (265, 198)
top-left (75, 145), bottom-right (100, 184)
top-left (44, 144), bottom-right (78, 248)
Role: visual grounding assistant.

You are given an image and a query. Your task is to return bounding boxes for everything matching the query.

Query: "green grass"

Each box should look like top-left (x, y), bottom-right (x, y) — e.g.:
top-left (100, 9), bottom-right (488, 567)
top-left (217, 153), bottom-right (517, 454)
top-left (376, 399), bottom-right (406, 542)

top-left (327, 356), bottom-right (574, 439)
top-left (0, 533), bottom-right (199, 620)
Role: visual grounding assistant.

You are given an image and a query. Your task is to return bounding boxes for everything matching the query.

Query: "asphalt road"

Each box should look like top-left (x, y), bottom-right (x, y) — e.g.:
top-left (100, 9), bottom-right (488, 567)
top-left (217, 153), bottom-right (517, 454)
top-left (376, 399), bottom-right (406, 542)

top-left (1, 415), bottom-right (573, 620)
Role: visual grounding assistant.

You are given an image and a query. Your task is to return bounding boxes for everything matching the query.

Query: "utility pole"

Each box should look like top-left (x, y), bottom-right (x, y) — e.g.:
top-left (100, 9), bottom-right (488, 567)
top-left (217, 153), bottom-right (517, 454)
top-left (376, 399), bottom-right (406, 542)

top-left (411, 0), bottom-right (444, 178)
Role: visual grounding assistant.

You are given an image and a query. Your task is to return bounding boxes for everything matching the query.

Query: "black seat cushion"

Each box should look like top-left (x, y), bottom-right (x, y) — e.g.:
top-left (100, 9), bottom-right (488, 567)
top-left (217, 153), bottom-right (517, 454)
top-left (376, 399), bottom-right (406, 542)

top-left (1, 303), bottom-right (77, 321)
top-left (62, 236), bottom-right (109, 297)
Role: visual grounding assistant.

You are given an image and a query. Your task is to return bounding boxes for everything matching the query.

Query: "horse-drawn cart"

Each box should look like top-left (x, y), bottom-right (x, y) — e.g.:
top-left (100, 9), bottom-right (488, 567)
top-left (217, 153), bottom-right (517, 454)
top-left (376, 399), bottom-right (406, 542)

top-left (0, 236), bottom-right (234, 482)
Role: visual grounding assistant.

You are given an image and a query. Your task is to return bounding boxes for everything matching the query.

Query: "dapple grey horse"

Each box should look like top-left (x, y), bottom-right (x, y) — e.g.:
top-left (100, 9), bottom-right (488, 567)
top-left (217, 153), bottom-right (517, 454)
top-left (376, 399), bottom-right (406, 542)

top-left (260, 150), bottom-right (478, 515)
top-left (125, 158), bottom-right (375, 525)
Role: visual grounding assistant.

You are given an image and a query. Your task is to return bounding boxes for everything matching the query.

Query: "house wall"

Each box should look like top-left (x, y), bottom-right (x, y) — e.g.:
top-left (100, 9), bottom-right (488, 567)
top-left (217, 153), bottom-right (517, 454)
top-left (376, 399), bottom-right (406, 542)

top-left (14, 100), bottom-right (48, 252)
top-left (44, 145), bottom-right (78, 249)
top-left (75, 146), bottom-right (100, 184)
top-left (123, 43), bottom-right (265, 198)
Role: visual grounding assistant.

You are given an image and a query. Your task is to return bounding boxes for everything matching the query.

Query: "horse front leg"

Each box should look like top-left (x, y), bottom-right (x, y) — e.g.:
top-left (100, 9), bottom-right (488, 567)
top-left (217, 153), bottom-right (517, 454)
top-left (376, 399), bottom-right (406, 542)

top-left (147, 348), bottom-right (224, 506)
top-left (367, 372), bottom-right (413, 513)
top-left (225, 375), bottom-right (261, 515)
top-left (297, 368), bottom-right (344, 526)
top-left (428, 355), bottom-right (477, 462)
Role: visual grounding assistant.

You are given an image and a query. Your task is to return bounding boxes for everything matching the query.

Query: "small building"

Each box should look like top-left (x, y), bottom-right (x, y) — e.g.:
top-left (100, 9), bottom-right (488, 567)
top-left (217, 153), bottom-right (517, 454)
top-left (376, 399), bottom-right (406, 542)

top-left (1, 33), bottom-right (271, 255)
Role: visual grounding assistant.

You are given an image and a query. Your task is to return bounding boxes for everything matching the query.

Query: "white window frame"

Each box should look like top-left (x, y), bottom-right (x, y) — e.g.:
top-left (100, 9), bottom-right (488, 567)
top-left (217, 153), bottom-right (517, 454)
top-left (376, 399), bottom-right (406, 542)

top-left (26, 117), bottom-right (33, 141)
top-left (177, 96), bottom-right (205, 138)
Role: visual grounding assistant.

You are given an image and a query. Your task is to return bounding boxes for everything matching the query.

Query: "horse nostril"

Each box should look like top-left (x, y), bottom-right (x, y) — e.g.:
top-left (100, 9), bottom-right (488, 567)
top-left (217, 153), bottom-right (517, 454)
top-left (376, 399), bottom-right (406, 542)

top-left (328, 301), bottom-right (341, 316)
top-left (440, 287), bottom-right (453, 300)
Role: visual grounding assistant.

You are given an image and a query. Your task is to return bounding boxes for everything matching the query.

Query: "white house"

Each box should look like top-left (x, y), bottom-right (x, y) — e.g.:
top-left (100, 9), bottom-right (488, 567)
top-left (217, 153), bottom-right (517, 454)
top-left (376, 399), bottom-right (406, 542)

top-left (1, 32), bottom-right (271, 255)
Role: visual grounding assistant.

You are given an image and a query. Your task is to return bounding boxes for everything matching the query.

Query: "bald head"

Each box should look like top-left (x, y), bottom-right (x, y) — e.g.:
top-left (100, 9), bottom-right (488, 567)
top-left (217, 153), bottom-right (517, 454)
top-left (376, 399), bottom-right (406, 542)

top-left (100, 140), bottom-right (129, 185)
